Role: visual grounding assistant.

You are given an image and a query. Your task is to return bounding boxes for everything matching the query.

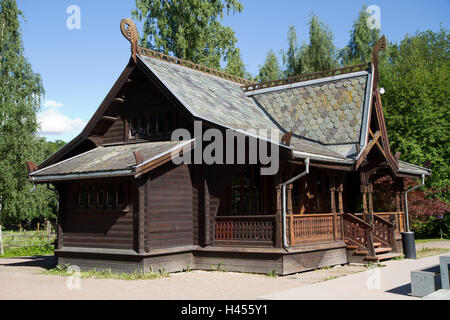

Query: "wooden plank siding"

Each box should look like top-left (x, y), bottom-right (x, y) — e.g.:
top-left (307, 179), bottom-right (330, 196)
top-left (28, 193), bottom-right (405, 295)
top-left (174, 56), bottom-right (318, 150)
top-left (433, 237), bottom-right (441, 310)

top-left (102, 116), bottom-right (125, 145)
top-left (58, 182), bottom-right (136, 250)
top-left (144, 163), bottom-right (194, 250)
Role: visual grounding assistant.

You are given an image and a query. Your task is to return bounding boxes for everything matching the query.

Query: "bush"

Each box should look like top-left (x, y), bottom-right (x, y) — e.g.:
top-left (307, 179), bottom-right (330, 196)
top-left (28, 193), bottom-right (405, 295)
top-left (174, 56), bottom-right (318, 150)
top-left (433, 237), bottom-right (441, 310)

top-left (411, 212), bottom-right (449, 239)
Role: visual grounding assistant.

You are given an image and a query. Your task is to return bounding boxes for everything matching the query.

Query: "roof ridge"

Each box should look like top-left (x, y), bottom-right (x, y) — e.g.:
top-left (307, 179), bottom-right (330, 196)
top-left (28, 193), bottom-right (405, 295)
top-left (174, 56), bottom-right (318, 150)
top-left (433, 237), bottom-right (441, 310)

top-left (243, 63), bottom-right (371, 92)
top-left (137, 47), bottom-right (254, 86)
top-left (120, 18), bottom-right (253, 86)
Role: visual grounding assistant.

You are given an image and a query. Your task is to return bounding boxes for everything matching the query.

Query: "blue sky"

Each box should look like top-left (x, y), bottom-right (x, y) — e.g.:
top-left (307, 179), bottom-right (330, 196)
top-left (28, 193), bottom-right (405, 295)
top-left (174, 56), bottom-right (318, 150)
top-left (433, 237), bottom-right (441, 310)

top-left (16, 0), bottom-right (449, 142)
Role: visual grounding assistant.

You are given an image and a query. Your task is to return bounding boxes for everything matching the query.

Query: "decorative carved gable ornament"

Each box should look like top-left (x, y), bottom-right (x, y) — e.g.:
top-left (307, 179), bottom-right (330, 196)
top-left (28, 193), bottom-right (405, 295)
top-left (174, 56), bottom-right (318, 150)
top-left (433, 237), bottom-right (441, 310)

top-left (120, 18), bottom-right (139, 63)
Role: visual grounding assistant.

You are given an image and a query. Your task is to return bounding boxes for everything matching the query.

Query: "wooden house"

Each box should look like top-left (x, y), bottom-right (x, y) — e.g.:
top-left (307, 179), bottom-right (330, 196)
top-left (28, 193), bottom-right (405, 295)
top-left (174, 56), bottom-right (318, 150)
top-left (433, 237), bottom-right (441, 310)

top-left (27, 19), bottom-right (431, 275)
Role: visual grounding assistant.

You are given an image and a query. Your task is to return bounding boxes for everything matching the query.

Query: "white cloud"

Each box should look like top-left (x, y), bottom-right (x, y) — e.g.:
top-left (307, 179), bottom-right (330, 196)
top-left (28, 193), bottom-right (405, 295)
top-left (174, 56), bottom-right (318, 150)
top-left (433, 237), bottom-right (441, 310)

top-left (37, 108), bottom-right (85, 135)
top-left (44, 100), bottom-right (64, 108)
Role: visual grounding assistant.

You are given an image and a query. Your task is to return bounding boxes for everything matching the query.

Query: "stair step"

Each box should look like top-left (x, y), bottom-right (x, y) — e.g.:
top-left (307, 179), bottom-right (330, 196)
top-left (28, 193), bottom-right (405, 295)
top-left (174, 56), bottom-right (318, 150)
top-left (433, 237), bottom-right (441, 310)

top-left (364, 252), bottom-right (404, 262)
top-left (373, 242), bottom-right (382, 248)
top-left (355, 247), bottom-right (392, 256)
top-left (346, 245), bottom-right (358, 250)
top-left (375, 247), bottom-right (392, 254)
top-left (376, 253), bottom-right (404, 261)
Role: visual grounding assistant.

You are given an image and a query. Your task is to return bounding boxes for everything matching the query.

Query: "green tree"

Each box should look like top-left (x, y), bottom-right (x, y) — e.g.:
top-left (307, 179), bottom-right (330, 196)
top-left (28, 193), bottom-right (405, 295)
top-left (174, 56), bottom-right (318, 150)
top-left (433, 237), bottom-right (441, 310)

top-left (257, 49), bottom-right (281, 82)
top-left (0, 0), bottom-right (57, 227)
top-left (281, 14), bottom-right (337, 77)
top-left (132, 0), bottom-right (247, 77)
top-left (300, 13), bottom-right (338, 73)
top-left (340, 5), bottom-right (381, 65)
top-left (379, 28), bottom-right (450, 200)
top-left (281, 26), bottom-right (301, 77)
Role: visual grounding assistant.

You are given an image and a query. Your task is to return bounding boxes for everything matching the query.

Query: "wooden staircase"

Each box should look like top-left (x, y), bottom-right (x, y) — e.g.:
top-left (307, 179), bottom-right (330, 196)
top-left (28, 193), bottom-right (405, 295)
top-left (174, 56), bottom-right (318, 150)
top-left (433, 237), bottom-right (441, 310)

top-left (343, 213), bottom-right (403, 263)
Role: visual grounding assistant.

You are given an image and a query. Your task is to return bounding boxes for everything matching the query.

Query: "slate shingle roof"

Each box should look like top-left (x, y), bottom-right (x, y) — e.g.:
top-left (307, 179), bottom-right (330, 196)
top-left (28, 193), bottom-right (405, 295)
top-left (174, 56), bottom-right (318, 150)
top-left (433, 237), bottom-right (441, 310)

top-left (398, 160), bottom-right (431, 176)
top-left (253, 75), bottom-right (369, 145)
top-left (139, 55), bottom-right (278, 133)
top-left (31, 141), bottom-right (186, 177)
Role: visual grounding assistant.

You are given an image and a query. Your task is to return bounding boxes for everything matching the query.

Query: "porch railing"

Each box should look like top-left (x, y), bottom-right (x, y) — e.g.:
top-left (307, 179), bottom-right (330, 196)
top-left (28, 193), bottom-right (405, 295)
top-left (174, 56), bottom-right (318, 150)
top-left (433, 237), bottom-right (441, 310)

top-left (214, 215), bottom-right (275, 246)
top-left (374, 212), bottom-right (405, 234)
top-left (287, 213), bottom-right (343, 246)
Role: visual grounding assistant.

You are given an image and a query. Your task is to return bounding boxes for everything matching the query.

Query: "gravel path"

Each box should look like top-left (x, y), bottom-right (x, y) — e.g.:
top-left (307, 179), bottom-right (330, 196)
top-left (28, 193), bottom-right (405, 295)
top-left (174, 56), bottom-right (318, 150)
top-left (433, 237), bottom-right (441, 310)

top-left (0, 240), bottom-right (448, 300)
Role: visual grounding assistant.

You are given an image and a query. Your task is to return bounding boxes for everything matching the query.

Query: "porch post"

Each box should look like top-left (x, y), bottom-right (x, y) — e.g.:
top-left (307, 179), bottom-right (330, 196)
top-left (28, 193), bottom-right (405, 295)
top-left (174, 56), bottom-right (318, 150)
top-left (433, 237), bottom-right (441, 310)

top-left (337, 175), bottom-right (344, 214)
top-left (368, 183), bottom-right (374, 214)
top-left (361, 184), bottom-right (368, 215)
top-left (275, 185), bottom-right (282, 248)
top-left (329, 173), bottom-right (336, 214)
top-left (395, 178), bottom-right (402, 212)
top-left (360, 172), bottom-right (369, 218)
top-left (287, 184), bottom-right (294, 246)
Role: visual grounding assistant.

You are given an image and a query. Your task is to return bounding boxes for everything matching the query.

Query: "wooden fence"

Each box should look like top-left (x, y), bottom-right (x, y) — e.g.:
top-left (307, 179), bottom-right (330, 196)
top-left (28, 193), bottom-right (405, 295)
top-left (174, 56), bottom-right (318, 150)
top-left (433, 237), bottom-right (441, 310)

top-left (0, 222), bottom-right (56, 255)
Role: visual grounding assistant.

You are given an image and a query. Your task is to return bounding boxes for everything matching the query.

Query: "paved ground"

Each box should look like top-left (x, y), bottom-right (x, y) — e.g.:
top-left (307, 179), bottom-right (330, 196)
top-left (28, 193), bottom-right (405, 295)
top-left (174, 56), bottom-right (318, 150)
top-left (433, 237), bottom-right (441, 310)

top-left (260, 254), bottom-right (447, 300)
top-left (0, 240), bottom-right (448, 300)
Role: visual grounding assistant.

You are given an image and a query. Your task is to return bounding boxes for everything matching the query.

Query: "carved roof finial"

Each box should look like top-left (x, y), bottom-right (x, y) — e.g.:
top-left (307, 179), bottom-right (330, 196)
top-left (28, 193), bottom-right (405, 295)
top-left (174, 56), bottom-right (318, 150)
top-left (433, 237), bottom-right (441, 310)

top-left (120, 18), bottom-right (139, 63)
top-left (372, 35), bottom-right (387, 89)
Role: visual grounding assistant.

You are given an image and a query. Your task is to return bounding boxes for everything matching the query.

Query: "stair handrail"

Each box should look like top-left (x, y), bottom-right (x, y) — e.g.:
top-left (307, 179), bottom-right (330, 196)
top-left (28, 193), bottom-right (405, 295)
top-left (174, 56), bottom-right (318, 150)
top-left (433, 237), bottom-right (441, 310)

top-left (342, 213), bottom-right (377, 258)
top-left (343, 212), bottom-right (372, 228)
top-left (373, 213), bottom-right (398, 252)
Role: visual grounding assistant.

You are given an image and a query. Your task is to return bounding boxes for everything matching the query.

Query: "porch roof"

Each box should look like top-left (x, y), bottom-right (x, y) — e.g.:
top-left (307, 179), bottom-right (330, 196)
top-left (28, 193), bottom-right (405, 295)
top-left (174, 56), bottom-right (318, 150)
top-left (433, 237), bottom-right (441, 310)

top-left (398, 160), bottom-right (431, 176)
top-left (29, 140), bottom-right (193, 182)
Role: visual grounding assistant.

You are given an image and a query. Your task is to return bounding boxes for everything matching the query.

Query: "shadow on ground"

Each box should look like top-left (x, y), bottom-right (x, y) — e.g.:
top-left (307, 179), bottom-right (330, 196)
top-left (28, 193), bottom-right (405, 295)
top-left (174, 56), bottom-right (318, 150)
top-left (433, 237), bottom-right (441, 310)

top-left (386, 283), bottom-right (412, 297)
top-left (0, 255), bottom-right (56, 270)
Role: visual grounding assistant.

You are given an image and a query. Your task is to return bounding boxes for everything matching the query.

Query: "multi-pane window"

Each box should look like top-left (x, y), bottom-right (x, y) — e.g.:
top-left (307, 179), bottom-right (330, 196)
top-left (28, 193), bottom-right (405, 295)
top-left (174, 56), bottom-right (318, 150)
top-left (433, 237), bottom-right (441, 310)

top-left (77, 181), bottom-right (127, 210)
top-left (231, 166), bottom-right (261, 214)
top-left (129, 110), bottom-right (175, 139)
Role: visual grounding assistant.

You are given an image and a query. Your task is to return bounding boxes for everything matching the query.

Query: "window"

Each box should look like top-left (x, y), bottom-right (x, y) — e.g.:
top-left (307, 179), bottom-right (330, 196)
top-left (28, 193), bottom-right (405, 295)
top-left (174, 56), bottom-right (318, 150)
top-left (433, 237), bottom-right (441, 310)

top-left (76, 181), bottom-right (127, 210)
top-left (88, 184), bottom-right (96, 207)
top-left (128, 110), bottom-right (176, 139)
top-left (231, 166), bottom-right (261, 214)
top-left (78, 184), bottom-right (88, 208)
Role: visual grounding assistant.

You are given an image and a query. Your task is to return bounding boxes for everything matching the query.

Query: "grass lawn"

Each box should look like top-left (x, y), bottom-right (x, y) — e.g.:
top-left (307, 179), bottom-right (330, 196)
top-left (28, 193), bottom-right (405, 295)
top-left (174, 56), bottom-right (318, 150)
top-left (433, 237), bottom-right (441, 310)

top-left (416, 247), bottom-right (449, 259)
top-left (44, 264), bottom-right (170, 280)
top-left (0, 244), bottom-right (54, 258)
top-left (415, 238), bottom-right (450, 244)
top-left (1, 229), bottom-right (55, 258)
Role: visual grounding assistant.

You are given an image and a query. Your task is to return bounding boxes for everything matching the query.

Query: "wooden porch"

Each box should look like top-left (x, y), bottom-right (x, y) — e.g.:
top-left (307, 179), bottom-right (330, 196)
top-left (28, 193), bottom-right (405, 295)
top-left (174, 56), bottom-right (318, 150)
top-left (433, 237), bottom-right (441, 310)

top-left (214, 211), bottom-right (405, 252)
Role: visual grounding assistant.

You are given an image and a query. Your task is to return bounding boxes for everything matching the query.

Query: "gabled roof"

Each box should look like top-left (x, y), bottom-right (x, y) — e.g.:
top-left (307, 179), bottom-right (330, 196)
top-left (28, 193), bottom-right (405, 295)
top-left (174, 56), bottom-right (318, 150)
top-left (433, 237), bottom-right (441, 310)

top-left (251, 71), bottom-right (371, 145)
top-left (138, 55), bottom-right (279, 133)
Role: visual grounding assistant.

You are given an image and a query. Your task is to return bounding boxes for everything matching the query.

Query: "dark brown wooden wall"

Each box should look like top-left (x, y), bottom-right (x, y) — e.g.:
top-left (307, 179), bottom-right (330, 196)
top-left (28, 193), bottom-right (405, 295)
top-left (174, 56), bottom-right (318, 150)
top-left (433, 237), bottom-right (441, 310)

top-left (102, 116), bottom-right (125, 145)
top-left (58, 180), bottom-right (136, 250)
top-left (144, 163), bottom-right (194, 250)
top-left (98, 67), bottom-right (191, 146)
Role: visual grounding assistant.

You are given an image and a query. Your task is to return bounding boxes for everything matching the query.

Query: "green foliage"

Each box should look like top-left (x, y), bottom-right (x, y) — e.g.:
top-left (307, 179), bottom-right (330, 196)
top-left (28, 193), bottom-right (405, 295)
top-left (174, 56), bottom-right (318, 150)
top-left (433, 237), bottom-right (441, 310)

top-left (415, 247), bottom-right (449, 259)
top-left (281, 25), bottom-right (301, 77)
top-left (281, 14), bottom-right (337, 77)
top-left (46, 264), bottom-right (170, 280)
top-left (0, 1), bottom-right (67, 227)
top-left (340, 5), bottom-right (381, 65)
top-left (266, 269), bottom-right (278, 277)
top-left (257, 49), bottom-right (282, 82)
top-left (132, 0), bottom-right (247, 77)
top-left (411, 213), bottom-right (449, 239)
top-left (379, 27), bottom-right (450, 199)
top-left (300, 14), bottom-right (338, 73)
top-left (0, 243), bottom-right (54, 258)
